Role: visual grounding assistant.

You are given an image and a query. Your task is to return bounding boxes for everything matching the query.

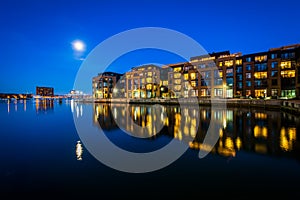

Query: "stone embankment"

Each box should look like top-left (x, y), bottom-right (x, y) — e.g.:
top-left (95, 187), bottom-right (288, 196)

top-left (81, 98), bottom-right (300, 114)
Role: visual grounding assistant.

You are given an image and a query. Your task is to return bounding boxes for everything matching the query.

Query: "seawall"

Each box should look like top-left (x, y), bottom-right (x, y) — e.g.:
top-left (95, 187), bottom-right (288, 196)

top-left (83, 98), bottom-right (300, 114)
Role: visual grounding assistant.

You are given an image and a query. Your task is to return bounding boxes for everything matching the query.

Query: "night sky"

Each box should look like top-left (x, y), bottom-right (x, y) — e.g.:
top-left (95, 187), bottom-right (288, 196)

top-left (1, 0), bottom-right (299, 94)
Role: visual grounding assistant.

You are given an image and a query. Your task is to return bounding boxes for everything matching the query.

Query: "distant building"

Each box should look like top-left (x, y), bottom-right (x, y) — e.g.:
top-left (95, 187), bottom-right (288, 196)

top-left (36, 86), bottom-right (54, 96)
top-left (92, 72), bottom-right (123, 99)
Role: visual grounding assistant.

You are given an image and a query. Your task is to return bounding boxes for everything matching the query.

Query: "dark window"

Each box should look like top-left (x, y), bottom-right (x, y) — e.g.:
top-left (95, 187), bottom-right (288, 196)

top-left (271, 62), bottom-right (278, 69)
top-left (236, 66), bottom-right (242, 73)
top-left (226, 68), bottom-right (233, 77)
top-left (271, 53), bottom-right (277, 59)
top-left (246, 81), bottom-right (251, 87)
top-left (281, 52), bottom-right (295, 59)
top-left (255, 63), bottom-right (267, 71)
top-left (246, 57), bottom-right (251, 62)
top-left (271, 70), bottom-right (278, 77)
top-left (255, 80), bottom-right (267, 87)
top-left (272, 79), bottom-right (277, 86)
top-left (214, 78), bottom-right (223, 85)
top-left (226, 78), bottom-right (233, 87)
top-left (237, 74), bottom-right (243, 81)
top-left (237, 82), bottom-right (242, 89)
top-left (246, 64), bottom-right (252, 71)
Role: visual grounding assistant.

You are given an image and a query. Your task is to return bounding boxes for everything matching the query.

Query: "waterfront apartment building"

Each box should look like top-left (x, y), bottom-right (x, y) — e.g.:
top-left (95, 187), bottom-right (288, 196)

top-left (92, 43), bottom-right (300, 99)
top-left (36, 86), bottom-right (54, 96)
top-left (240, 44), bottom-right (300, 98)
top-left (189, 44), bottom-right (300, 99)
top-left (166, 62), bottom-right (199, 98)
top-left (125, 65), bottom-right (161, 98)
top-left (92, 72), bottom-right (123, 99)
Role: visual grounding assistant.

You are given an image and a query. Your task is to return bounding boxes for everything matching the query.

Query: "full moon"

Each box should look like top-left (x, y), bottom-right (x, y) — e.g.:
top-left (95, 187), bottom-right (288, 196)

top-left (72, 40), bottom-right (86, 52)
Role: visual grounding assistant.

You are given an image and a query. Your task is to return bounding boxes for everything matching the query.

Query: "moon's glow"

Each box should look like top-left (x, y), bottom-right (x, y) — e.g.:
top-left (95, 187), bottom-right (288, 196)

top-left (72, 40), bottom-right (85, 52)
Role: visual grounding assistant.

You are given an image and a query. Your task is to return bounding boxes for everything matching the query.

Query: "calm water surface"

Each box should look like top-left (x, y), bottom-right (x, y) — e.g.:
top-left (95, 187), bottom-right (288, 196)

top-left (1, 99), bottom-right (300, 197)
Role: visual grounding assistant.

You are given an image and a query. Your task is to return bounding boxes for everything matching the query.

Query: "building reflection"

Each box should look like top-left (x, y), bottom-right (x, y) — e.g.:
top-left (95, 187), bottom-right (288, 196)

top-left (35, 99), bottom-right (54, 113)
top-left (70, 99), bottom-right (83, 118)
top-left (6, 99), bottom-right (28, 113)
top-left (92, 103), bottom-right (300, 158)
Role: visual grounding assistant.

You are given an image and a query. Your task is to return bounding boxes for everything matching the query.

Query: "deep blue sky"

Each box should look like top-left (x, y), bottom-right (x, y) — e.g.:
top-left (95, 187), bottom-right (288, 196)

top-left (1, 0), bottom-right (299, 94)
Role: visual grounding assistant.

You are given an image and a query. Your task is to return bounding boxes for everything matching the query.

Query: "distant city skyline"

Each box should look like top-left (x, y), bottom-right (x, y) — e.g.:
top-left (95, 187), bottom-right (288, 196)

top-left (1, 0), bottom-right (299, 94)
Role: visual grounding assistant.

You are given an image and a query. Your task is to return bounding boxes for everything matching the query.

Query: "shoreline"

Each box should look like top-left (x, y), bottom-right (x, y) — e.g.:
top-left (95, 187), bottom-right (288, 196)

top-left (77, 98), bottom-right (300, 114)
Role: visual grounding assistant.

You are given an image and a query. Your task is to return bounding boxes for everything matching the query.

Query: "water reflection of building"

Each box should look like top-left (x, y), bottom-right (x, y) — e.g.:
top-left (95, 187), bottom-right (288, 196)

top-left (93, 104), bottom-right (117, 130)
top-left (92, 104), bottom-right (300, 158)
top-left (70, 99), bottom-right (83, 118)
top-left (35, 99), bottom-right (54, 113)
top-left (6, 99), bottom-right (28, 113)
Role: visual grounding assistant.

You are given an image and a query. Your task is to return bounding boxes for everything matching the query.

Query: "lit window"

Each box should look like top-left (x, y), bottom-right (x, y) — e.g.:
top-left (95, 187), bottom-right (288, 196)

top-left (281, 70), bottom-right (295, 78)
top-left (271, 89), bottom-right (278, 96)
top-left (147, 72), bottom-right (152, 76)
top-left (174, 67), bottom-right (181, 72)
top-left (174, 79), bottom-right (181, 84)
top-left (174, 85), bottom-right (181, 91)
top-left (174, 73), bottom-right (181, 79)
top-left (146, 77), bottom-right (152, 83)
top-left (146, 84), bottom-right (152, 90)
top-left (219, 62), bottom-right (223, 67)
top-left (191, 81), bottom-right (196, 87)
top-left (255, 55), bottom-right (267, 62)
top-left (246, 90), bottom-right (251, 96)
top-left (236, 59), bottom-right (242, 65)
top-left (190, 73), bottom-right (196, 80)
top-left (184, 74), bottom-right (189, 80)
top-left (225, 60), bottom-right (233, 67)
top-left (200, 89), bottom-right (206, 96)
top-left (219, 71), bottom-right (223, 78)
top-left (254, 72), bottom-right (267, 79)
top-left (280, 61), bottom-right (291, 69)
